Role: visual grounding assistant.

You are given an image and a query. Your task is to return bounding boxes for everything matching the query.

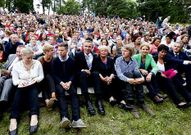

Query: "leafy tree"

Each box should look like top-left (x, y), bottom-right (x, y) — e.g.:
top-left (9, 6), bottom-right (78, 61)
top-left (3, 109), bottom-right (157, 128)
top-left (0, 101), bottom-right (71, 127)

top-left (82, 0), bottom-right (139, 18)
top-left (137, 0), bottom-right (191, 23)
top-left (15, 0), bottom-right (33, 13)
top-left (42, 0), bottom-right (52, 14)
top-left (57, 0), bottom-right (81, 15)
top-left (0, 0), bottom-right (5, 7)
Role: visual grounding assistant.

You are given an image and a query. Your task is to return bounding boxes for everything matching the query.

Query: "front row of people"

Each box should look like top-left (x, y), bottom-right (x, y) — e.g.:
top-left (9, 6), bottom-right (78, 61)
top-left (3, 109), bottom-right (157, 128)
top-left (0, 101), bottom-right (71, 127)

top-left (1, 40), bottom-right (191, 135)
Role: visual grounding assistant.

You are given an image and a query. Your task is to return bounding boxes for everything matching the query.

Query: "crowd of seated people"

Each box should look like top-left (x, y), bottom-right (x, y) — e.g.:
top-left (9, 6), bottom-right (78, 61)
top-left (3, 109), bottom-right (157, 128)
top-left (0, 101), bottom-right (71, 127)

top-left (0, 13), bottom-right (191, 135)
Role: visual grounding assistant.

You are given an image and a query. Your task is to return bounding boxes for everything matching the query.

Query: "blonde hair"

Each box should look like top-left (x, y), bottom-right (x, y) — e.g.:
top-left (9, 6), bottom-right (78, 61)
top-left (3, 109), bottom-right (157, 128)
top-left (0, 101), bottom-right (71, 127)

top-left (121, 44), bottom-right (135, 56)
top-left (98, 45), bottom-right (110, 52)
top-left (42, 44), bottom-right (54, 53)
top-left (140, 43), bottom-right (150, 50)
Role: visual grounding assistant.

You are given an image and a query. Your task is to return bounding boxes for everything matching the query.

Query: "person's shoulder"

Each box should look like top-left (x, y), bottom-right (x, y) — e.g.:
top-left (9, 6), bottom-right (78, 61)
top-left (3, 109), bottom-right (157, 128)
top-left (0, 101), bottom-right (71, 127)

top-left (33, 59), bottom-right (42, 65)
top-left (115, 56), bottom-right (123, 62)
top-left (147, 54), bottom-right (154, 58)
top-left (8, 54), bottom-right (16, 59)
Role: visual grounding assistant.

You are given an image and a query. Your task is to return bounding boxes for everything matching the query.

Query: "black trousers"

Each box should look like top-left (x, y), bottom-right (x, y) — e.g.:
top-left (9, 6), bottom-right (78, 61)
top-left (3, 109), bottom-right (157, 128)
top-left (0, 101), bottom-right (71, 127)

top-left (100, 77), bottom-right (122, 101)
top-left (172, 74), bottom-right (191, 102)
top-left (56, 84), bottom-right (80, 121)
top-left (120, 80), bottom-right (144, 104)
top-left (156, 74), bottom-right (183, 104)
top-left (143, 74), bottom-right (160, 98)
top-left (10, 84), bottom-right (39, 119)
top-left (78, 71), bottom-right (101, 100)
top-left (39, 74), bottom-right (55, 100)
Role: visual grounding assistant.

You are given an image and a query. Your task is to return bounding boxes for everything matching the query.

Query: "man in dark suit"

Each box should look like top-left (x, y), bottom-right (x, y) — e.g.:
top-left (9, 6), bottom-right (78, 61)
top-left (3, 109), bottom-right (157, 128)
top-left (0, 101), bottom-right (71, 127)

top-left (0, 45), bottom-right (24, 120)
top-left (168, 42), bottom-right (191, 90)
top-left (75, 39), bottom-right (105, 115)
top-left (52, 43), bottom-right (86, 128)
top-left (3, 34), bottom-right (23, 60)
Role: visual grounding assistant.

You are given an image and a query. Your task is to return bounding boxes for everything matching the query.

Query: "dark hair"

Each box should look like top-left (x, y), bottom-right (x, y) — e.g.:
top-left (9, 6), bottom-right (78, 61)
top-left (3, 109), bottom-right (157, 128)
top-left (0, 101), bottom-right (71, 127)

top-left (158, 44), bottom-right (169, 52)
top-left (100, 38), bottom-right (109, 46)
top-left (151, 37), bottom-right (161, 44)
top-left (58, 42), bottom-right (68, 50)
top-left (132, 33), bottom-right (141, 42)
top-left (85, 37), bottom-right (93, 42)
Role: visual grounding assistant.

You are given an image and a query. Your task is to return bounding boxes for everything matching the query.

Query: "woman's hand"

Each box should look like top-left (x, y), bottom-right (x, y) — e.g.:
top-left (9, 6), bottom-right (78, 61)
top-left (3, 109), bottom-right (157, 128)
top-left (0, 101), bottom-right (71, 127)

top-left (146, 73), bottom-right (152, 82)
top-left (140, 69), bottom-right (148, 76)
top-left (18, 80), bottom-right (29, 88)
top-left (161, 73), bottom-right (167, 78)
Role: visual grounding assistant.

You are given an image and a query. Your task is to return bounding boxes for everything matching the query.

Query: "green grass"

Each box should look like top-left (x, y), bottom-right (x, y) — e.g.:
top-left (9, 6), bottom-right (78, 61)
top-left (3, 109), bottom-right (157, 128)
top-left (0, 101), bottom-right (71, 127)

top-left (0, 97), bottom-right (191, 135)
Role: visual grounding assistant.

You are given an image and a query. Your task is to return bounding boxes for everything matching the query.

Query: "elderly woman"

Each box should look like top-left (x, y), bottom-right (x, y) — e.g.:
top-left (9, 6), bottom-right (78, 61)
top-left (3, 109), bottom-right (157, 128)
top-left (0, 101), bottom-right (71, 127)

top-left (38, 44), bottom-right (57, 110)
top-left (133, 43), bottom-right (164, 103)
top-left (115, 45), bottom-right (154, 118)
top-left (9, 48), bottom-right (44, 135)
top-left (92, 45), bottom-right (118, 107)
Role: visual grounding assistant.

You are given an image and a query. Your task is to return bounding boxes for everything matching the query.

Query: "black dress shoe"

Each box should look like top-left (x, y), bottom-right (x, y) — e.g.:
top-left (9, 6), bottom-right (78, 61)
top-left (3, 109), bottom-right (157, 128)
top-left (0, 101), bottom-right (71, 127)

top-left (86, 100), bottom-right (96, 116)
top-left (96, 100), bottom-right (105, 115)
top-left (119, 103), bottom-right (134, 111)
top-left (109, 100), bottom-right (117, 106)
top-left (29, 124), bottom-right (38, 134)
top-left (9, 129), bottom-right (17, 135)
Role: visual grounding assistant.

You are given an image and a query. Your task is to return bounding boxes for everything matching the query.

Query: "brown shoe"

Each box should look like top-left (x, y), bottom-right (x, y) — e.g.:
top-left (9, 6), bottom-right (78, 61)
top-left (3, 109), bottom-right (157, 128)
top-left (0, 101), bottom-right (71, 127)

top-left (140, 103), bottom-right (155, 116)
top-left (130, 107), bottom-right (140, 119)
top-left (46, 98), bottom-right (55, 111)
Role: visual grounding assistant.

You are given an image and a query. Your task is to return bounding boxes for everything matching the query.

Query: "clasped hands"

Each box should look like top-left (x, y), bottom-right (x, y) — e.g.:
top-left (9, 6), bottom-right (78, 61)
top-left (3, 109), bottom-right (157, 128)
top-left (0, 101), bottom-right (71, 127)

top-left (100, 74), bottom-right (114, 85)
top-left (60, 81), bottom-right (72, 90)
top-left (18, 78), bottom-right (37, 88)
top-left (127, 77), bottom-right (144, 85)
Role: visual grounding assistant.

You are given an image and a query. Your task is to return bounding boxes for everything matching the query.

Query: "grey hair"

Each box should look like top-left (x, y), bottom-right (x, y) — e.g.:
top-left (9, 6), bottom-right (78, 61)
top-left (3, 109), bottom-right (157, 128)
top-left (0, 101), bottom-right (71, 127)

top-left (21, 47), bottom-right (34, 56)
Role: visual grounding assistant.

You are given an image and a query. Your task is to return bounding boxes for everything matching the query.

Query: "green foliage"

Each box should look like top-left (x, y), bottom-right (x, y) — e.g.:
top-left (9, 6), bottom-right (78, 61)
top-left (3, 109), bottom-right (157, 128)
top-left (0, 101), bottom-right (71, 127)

top-left (41, 0), bottom-right (52, 13)
top-left (57, 0), bottom-right (81, 15)
top-left (0, 0), bottom-right (5, 7)
top-left (82, 0), bottom-right (139, 18)
top-left (137, 0), bottom-right (191, 23)
top-left (15, 0), bottom-right (33, 13)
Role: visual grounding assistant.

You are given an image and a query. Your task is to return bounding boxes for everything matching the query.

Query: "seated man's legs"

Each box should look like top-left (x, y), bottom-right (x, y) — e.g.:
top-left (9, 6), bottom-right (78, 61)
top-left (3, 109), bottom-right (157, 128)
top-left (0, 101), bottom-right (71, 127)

top-left (79, 71), bottom-right (96, 115)
top-left (0, 78), bottom-right (13, 102)
top-left (56, 84), bottom-right (69, 119)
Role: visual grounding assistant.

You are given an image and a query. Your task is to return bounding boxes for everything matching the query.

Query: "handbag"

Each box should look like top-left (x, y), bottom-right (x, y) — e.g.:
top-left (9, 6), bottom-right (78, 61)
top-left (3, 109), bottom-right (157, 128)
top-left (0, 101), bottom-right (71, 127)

top-left (162, 68), bottom-right (177, 79)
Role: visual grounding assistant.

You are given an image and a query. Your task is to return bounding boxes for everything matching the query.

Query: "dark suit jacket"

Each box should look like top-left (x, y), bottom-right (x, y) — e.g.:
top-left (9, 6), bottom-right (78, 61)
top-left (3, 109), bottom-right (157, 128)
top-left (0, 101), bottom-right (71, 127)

top-left (51, 56), bottom-right (76, 84)
top-left (92, 56), bottom-right (115, 77)
top-left (3, 40), bottom-right (23, 60)
top-left (168, 50), bottom-right (191, 73)
top-left (74, 51), bottom-right (97, 73)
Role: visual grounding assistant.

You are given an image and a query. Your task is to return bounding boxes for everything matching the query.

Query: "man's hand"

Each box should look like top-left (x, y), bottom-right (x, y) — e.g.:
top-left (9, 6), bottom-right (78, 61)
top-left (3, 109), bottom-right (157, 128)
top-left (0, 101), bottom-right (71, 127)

top-left (134, 77), bottom-right (144, 84)
top-left (60, 81), bottom-right (72, 90)
top-left (127, 78), bottom-right (135, 84)
top-left (82, 69), bottom-right (91, 75)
